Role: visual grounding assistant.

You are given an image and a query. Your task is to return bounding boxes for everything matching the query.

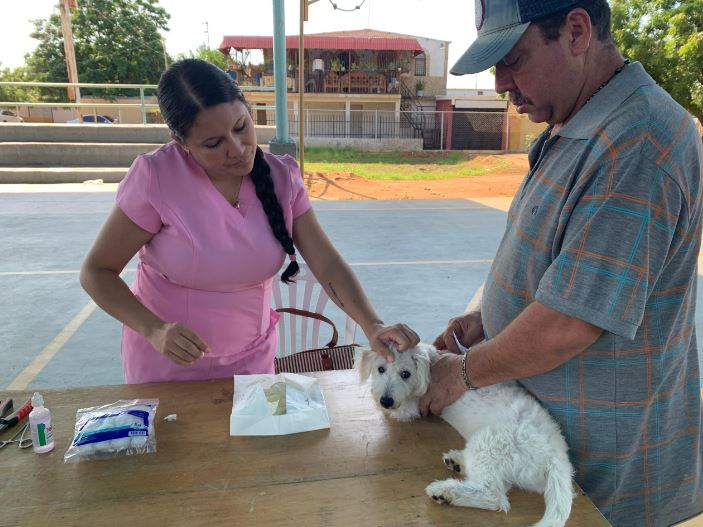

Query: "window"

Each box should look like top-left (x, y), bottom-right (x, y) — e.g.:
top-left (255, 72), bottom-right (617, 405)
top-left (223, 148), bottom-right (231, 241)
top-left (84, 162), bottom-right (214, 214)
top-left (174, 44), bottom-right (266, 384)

top-left (414, 53), bottom-right (426, 76)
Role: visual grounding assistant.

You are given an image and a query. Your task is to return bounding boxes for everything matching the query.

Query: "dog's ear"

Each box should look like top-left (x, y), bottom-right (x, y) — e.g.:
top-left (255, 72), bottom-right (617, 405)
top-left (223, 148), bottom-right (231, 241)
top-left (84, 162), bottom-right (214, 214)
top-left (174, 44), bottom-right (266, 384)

top-left (354, 347), bottom-right (376, 383)
top-left (425, 344), bottom-right (441, 364)
top-left (411, 346), bottom-right (432, 396)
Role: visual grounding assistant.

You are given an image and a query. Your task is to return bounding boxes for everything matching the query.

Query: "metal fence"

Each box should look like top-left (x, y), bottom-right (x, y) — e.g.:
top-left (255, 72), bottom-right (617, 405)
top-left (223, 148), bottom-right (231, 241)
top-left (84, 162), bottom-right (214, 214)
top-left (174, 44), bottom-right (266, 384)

top-left (251, 108), bottom-right (546, 152)
top-left (0, 81), bottom-right (272, 125)
top-left (1, 81), bottom-right (546, 151)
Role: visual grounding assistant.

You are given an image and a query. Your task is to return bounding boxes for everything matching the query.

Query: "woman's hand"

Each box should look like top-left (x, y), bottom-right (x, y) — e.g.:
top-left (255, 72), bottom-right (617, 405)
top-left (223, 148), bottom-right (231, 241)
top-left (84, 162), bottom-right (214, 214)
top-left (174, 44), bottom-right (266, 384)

top-left (367, 323), bottom-right (420, 362)
top-left (433, 311), bottom-right (484, 354)
top-left (148, 322), bottom-right (209, 366)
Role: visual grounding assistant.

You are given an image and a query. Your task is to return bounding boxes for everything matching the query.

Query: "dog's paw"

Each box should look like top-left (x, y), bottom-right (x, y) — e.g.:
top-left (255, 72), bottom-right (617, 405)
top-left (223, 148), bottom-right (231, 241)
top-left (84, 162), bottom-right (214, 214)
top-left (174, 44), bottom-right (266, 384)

top-left (442, 450), bottom-right (465, 474)
top-left (390, 405), bottom-right (420, 422)
top-left (426, 479), bottom-right (460, 505)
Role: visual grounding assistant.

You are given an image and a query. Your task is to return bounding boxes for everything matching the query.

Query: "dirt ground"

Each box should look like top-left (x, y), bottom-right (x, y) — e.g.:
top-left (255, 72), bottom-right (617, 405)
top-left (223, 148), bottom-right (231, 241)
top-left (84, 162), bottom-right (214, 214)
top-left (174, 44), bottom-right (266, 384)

top-left (301, 153), bottom-right (528, 200)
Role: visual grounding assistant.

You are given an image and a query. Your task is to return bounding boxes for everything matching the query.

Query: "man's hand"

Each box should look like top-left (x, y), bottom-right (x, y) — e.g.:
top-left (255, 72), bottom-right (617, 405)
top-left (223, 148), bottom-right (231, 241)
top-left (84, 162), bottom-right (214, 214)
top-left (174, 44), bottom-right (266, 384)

top-left (433, 311), bottom-right (484, 354)
top-left (148, 322), bottom-right (209, 366)
top-left (367, 323), bottom-right (421, 363)
top-left (419, 353), bottom-right (467, 416)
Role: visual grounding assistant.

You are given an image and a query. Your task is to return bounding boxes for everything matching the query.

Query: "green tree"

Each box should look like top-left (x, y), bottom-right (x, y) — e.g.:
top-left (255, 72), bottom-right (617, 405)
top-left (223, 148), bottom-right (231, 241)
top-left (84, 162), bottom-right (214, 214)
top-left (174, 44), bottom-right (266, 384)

top-left (611, 0), bottom-right (703, 124)
top-left (0, 64), bottom-right (42, 102)
top-left (176, 47), bottom-right (231, 71)
top-left (25, 0), bottom-right (170, 96)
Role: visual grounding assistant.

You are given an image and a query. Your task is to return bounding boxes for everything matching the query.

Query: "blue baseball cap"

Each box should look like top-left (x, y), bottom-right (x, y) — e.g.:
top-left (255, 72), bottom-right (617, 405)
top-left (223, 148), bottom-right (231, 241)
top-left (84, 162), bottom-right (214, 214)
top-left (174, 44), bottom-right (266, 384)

top-left (451, 0), bottom-right (582, 75)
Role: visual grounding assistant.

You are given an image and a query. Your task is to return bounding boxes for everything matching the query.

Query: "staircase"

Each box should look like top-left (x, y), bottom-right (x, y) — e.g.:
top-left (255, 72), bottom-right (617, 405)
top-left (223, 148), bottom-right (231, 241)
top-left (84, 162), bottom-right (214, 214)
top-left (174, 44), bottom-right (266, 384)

top-left (0, 123), bottom-right (274, 184)
top-left (0, 123), bottom-right (169, 183)
top-left (399, 82), bottom-right (440, 150)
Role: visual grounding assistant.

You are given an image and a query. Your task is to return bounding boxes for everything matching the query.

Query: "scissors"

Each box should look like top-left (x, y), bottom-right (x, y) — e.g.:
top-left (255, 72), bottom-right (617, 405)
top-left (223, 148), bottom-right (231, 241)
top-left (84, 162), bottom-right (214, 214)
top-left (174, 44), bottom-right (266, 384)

top-left (0, 398), bottom-right (34, 450)
top-left (0, 422), bottom-right (32, 450)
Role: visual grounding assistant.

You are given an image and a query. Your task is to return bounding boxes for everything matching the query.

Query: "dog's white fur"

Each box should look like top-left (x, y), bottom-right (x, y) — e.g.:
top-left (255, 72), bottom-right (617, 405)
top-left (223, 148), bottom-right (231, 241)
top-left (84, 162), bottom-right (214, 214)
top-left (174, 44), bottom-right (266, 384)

top-left (356, 343), bottom-right (574, 527)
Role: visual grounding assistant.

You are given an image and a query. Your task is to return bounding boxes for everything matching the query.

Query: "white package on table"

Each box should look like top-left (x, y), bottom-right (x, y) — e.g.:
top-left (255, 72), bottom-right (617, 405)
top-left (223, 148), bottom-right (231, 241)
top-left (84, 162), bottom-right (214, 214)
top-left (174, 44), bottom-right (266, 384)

top-left (63, 398), bottom-right (159, 463)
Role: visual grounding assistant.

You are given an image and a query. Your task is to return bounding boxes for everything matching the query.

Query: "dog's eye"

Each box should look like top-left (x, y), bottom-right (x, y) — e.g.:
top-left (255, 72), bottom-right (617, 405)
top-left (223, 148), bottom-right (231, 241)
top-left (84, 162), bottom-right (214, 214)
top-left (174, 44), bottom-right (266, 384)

top-left (400, 370), bottom-right (411, 380)
top-left (378, 366), bottom-right (385, 374)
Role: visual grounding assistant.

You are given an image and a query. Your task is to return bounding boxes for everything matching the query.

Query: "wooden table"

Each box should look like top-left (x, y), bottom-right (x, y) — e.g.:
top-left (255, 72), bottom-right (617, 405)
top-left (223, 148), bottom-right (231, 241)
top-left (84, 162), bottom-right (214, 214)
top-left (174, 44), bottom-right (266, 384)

top-left (0, 371), bottom-right (610, 526)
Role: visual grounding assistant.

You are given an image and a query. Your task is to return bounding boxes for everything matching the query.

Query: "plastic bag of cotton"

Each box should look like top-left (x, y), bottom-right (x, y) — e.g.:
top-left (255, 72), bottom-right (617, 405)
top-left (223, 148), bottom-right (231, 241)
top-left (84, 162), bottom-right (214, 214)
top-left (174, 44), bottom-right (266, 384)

top-left (63, 399), bottom-right (159, 463)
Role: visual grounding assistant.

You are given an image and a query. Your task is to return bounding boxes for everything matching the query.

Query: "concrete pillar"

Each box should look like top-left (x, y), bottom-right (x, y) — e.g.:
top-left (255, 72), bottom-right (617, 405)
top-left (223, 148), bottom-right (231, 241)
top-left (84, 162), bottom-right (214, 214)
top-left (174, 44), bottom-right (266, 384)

top-left (269, 0), bottom-right (297, 157)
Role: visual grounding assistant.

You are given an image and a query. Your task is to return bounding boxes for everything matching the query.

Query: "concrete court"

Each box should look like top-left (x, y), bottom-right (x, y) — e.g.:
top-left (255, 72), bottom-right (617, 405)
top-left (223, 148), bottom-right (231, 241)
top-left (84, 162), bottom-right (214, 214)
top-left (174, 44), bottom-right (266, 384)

top-left (2, 186), bottom-right (702, 391)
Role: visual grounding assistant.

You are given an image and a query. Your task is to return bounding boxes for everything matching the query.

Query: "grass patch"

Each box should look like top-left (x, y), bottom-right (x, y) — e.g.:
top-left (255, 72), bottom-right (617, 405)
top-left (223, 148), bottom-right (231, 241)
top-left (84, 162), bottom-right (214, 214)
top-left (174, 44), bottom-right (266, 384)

top-left (302, 147), bottom-right (511, 180)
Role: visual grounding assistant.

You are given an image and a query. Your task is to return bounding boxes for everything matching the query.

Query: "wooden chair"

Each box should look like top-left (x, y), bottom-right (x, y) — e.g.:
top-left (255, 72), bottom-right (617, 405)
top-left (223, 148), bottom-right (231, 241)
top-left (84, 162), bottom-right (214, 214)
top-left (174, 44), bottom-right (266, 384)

top-left (339, 72), bottom-right (351, 93)
top-left (272, 264), bottom-right (359, 357)
top-left (324, 71), bottom-right (340, 93)
top-left (349, 71), bottom-right (369, 93)
top-left (368, 73), bottom-right (386, 94)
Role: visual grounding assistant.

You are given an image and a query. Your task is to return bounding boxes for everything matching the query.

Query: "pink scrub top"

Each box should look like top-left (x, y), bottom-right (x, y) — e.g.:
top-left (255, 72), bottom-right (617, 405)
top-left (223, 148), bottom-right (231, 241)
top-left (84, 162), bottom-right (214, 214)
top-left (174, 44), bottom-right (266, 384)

top-left (115, 143), bottom-right (311, 383)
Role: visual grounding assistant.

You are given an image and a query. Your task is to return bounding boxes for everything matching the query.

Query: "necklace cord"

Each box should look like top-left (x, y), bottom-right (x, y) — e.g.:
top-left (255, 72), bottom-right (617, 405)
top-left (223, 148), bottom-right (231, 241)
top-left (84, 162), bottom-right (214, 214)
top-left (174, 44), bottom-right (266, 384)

top-left (584, 59), bottom-right (631, 106)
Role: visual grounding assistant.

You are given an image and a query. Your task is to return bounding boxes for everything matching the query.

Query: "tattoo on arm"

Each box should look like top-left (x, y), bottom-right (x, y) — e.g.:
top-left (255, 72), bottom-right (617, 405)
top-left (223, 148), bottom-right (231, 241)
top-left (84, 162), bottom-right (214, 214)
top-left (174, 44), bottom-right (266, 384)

top-left (328, 282), bottom-right (345, 308)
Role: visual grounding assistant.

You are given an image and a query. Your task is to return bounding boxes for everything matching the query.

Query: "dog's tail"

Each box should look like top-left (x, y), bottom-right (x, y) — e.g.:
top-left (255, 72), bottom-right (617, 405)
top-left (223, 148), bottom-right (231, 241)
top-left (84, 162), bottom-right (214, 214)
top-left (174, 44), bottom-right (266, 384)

top-left (531, 455), bottom-right (574, 527)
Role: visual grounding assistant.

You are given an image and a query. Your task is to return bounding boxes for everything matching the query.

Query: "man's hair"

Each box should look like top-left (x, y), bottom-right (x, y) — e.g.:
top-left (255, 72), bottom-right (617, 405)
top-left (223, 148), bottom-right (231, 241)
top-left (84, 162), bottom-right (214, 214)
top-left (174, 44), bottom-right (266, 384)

top-left (533, 0), bottom-right (613, 43)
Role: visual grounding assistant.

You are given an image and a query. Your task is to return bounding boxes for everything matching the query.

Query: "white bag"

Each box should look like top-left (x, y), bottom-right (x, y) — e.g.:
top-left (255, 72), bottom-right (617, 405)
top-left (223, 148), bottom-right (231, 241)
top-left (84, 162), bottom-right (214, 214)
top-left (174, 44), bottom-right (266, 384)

top-left (230, 373), bottom-right (330, 436)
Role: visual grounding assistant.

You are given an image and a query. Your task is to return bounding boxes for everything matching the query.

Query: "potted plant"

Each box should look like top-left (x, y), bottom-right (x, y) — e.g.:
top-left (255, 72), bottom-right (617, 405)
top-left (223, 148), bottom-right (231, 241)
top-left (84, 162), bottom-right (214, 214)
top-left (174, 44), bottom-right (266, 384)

top-left (330, 58), bottom-right (342, 71)
top-left (415, 79), bottom-right (425, 97)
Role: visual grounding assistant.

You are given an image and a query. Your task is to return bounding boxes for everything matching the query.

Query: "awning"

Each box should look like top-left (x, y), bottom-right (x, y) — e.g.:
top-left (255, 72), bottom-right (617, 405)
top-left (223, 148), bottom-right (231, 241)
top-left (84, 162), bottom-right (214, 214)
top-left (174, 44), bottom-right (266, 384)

top-left (219, 35), bottom-right (424, 53)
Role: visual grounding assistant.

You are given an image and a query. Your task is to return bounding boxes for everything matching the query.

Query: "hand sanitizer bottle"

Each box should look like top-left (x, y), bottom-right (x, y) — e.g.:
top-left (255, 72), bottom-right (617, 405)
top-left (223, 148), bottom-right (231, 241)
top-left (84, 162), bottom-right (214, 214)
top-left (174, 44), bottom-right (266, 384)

top-left (29, 392), bottom-right (55, 454)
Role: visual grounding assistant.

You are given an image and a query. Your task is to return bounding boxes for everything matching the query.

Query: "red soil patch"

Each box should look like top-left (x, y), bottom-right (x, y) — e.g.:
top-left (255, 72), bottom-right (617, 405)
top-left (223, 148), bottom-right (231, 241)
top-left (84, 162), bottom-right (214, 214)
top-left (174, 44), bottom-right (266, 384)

top-left (302, 154), bottom-right (527, 200)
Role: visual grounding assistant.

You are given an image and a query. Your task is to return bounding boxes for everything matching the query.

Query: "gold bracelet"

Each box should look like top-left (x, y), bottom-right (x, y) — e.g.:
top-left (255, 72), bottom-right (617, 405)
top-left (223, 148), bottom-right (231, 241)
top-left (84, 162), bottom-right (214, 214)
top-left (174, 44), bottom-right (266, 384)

top-left (461, 349), bottom-right (478, 390)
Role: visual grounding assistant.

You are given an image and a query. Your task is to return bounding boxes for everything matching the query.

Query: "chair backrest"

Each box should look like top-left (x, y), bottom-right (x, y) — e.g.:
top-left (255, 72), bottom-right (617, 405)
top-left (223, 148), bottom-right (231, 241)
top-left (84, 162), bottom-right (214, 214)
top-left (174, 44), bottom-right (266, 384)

top-left (339, 73), bottom-right (350, 91)
top-left (369, 73), bottom-right (386, 92)
top-left (272, 264), bottom-right (359, 357)
top-left (349, 71), bottom-right (369, 92)
top-left (324, 71), bottom-right (340, 92)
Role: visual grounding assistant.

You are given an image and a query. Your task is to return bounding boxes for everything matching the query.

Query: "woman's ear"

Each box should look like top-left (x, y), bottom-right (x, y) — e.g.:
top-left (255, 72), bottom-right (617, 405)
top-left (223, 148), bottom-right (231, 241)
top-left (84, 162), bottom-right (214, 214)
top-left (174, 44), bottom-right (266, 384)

top-left (171, 132), bottom-right (188, 153)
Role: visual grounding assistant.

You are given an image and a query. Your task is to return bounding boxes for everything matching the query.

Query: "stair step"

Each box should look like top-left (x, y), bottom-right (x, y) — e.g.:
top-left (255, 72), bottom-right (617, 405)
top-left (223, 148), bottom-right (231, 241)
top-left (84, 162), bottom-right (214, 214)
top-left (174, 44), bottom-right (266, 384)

top-left (0, 142), bottom-right (164, 167)
top-left (0, 167), bottom-right (128, 184)
top-left (0, 123), bottom-right (171, 144)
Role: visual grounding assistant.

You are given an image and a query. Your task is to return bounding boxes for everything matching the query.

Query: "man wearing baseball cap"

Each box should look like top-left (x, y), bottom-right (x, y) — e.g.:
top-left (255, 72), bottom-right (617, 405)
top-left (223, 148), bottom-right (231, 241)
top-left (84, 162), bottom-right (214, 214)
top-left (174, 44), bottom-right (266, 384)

top-left (421, 1), bottom-right (703, 526)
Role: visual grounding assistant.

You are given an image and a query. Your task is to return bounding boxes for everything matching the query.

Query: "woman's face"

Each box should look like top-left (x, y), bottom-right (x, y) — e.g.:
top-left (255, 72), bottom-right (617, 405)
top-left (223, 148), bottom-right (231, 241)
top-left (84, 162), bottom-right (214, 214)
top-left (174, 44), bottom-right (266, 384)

top-left (180, 100), bottom-right (257, 180)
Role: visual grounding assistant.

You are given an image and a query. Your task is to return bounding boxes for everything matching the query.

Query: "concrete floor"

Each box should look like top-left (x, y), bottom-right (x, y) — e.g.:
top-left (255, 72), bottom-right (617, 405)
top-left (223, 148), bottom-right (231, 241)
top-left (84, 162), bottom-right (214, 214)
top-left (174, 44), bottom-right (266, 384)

top-left (1, 186), bottom-right (701, 390)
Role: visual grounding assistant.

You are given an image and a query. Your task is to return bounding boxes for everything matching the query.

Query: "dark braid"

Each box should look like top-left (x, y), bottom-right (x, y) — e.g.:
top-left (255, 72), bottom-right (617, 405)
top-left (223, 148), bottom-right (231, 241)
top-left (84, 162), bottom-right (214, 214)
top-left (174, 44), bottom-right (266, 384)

top-left (251, 147), bottom-right (300, 283)
top-left (157, 59), bottom-right (299, 283)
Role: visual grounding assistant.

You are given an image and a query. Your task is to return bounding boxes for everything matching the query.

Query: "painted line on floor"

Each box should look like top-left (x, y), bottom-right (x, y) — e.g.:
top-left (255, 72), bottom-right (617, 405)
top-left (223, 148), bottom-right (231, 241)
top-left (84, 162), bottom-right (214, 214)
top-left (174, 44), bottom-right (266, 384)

top-left (349, 259), bottom-right (493, 267)
top-left (314, 204), bottom-right (493, 212)
top-left (0, 261), bottom-right (495, 277)
top-left (5, 269), bottom-right (133, 390)
top-left (0, 269), bottom-right (136, 277)
top-left (6, 300), bottom-right (98, 390)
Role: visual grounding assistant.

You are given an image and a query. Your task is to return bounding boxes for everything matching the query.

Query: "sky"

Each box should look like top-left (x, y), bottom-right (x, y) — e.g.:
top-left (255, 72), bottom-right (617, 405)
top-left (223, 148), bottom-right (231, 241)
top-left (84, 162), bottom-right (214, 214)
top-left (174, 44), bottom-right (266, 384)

top-left (1, 0), bottom-right (496, 90)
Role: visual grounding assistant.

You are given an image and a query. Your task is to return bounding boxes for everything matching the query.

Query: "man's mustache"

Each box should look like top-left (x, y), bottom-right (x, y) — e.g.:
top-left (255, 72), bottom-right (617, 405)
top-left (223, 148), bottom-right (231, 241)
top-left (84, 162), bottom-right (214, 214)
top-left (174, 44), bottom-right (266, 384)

top-left (509, 92), bottom-right (532, 106)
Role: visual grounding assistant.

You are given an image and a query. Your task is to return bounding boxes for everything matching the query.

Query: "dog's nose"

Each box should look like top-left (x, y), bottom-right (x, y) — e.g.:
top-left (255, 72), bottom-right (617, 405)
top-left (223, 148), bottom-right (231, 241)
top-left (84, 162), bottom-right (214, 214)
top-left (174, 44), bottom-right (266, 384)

top-left (380, 396), bottom-right (394, 409)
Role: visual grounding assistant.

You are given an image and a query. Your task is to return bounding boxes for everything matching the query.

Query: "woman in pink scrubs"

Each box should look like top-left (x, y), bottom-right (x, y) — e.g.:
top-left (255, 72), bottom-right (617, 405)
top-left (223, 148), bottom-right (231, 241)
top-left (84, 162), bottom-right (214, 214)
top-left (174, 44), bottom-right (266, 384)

top-left (80, 59), bottom-right (419, 384)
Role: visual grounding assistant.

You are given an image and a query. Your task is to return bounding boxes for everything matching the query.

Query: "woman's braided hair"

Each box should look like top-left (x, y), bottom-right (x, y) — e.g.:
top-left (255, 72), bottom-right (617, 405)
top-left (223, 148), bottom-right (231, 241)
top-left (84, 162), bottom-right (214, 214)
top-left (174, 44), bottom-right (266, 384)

top-left (157, 58), bottom-right (299, 282)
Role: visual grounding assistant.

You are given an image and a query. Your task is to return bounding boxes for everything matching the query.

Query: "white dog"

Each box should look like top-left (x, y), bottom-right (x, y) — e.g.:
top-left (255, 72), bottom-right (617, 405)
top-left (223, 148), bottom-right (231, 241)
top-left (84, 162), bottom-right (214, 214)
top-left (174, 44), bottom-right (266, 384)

top-left (356, 343), bottom-right (574, 527)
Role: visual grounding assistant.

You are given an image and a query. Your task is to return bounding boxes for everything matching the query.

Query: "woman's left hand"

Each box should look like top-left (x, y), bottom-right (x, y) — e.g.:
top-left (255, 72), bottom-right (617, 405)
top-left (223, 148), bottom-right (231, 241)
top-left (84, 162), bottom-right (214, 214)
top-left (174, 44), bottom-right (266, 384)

top-left (367, 323), bottom-right (420, 362)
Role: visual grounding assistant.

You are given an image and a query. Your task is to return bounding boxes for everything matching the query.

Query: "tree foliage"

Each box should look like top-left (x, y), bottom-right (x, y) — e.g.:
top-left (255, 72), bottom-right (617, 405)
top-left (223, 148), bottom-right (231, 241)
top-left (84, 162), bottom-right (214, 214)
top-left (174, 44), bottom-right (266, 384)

top-left (176, 47), bottom-right (231, 71)
top-left (0, 64), bottom-right (43, 102)
top-left (611, 0), bottom-right (703, 123)
top-left (25, 0), bottom-right (170, 95)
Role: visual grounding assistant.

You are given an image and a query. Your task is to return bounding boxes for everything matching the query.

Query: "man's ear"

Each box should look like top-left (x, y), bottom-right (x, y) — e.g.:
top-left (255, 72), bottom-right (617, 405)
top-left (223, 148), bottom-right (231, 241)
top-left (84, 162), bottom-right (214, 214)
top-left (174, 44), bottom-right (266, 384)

top-left (564, 7), bottom-right (593, 57)
top-left (354, 347), bottom-right (376, 383)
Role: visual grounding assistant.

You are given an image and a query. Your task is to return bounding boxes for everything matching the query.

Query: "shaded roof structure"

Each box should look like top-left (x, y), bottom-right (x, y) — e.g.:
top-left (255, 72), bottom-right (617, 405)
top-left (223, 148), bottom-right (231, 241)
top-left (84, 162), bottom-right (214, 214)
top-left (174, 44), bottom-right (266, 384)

top-left (218, 29), bottom-right (424, 54)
